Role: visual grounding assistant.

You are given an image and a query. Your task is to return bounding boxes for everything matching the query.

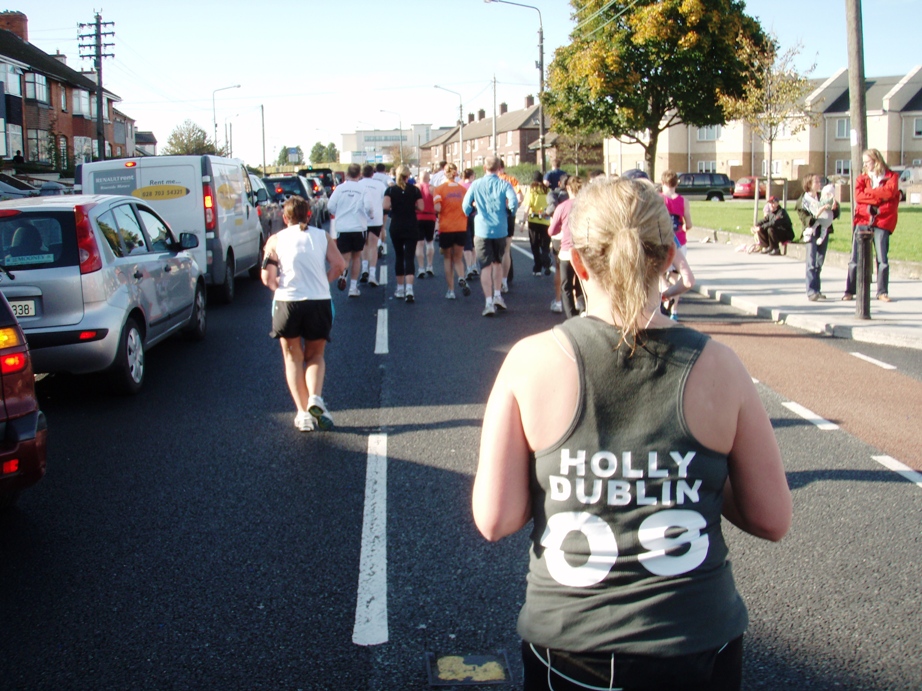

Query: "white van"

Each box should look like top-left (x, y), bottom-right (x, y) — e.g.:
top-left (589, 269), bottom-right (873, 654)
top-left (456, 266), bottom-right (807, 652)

top-left (76, 155), bottom-right (265, 303)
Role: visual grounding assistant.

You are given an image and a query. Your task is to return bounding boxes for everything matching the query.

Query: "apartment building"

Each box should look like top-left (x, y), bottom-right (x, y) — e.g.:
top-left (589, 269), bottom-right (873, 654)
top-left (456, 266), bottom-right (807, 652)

top-left (0, 11), bottom-right (135, 169)
top-left (604, 66), bottom-right (922, 183)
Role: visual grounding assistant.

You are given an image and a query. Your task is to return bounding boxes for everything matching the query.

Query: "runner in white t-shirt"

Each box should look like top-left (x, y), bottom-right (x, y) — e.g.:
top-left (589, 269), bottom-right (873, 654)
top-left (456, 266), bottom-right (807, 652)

top-left (358, 164), bottom-right (387, 286)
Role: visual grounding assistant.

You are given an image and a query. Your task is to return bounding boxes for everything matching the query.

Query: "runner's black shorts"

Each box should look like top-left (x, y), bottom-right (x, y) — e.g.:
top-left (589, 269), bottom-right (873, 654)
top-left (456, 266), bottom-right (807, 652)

top-left (270, 299), bottom-right (334, 342)
top-left (336, 231), bottom-right (367, 254)
top-left (418, 220), bottom-right (436, 242)
top-left (367, 224), bottom-right (383, 238)
top-left (475, 237), bottom-right (506, 266)
top-left (439, 232), bottom-right (467, 250)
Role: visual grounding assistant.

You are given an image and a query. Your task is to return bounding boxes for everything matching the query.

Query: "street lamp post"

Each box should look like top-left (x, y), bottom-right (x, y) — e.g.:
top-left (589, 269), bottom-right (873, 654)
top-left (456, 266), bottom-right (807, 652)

top-left (484, 0), bottom-right (545, 173)
top-left (434, 85), bottom-right (464, 170)
top-left (380, 109), bottom-right (404, 165)
top-left (212, 84), bottom-right (240, 154)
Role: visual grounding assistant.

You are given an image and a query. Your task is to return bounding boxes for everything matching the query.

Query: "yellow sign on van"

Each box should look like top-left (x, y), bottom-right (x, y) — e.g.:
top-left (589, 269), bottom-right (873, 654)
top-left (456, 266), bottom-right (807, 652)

top-left (216, 183), bottom-right (238, 211)
top-left (132, 185), bottom-right (189, 201)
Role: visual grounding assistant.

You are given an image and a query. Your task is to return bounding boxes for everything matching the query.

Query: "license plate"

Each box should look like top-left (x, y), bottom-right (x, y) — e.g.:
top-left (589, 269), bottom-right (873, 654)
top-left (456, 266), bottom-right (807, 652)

top-left (9, 300), bottom-right (36, 318)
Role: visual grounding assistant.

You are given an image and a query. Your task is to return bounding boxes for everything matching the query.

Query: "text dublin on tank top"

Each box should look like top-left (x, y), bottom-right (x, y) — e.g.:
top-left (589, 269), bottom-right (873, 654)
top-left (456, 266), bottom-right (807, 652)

top-left (518, 317), bottom-right (748, 656)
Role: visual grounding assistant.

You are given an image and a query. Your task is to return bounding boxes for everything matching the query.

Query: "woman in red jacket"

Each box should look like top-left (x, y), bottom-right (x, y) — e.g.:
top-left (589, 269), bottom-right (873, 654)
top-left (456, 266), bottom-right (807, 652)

top-left (844, 149), bottom-right (899, 302)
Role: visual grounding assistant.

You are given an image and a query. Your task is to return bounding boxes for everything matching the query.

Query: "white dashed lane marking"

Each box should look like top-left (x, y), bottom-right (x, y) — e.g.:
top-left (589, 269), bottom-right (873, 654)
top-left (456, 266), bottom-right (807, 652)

top-left (872, 455), bottom-right (922, 490)
top-left (849, 352), bottom-right (896, 370)
top-left (781, 401), bottom-right (839, 430)
top-left (374, 309), bottom-right (388, 354)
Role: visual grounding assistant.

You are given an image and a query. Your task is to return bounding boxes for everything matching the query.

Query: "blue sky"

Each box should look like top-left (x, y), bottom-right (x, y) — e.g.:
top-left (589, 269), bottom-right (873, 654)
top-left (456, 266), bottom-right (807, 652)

top-left (20, 0), bottom-right (920, 167)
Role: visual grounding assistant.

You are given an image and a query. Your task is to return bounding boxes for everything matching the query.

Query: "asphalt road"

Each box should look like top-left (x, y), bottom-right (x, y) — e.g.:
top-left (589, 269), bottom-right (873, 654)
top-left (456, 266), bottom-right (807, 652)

top-left (1, 239), bottom-right (919, 690)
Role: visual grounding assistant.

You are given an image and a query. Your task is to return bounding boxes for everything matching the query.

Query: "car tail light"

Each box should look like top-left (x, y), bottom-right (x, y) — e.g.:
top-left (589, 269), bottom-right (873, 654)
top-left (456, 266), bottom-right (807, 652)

top-left (2, 460), bottom-right (19, 476)
top-left (78, 331), bottom-right (99, 341)
top-left (0, 327), bottom-right (22, 349)
top-left (203, 182), bottom-right (216, 231)
top-left (0, 352), bottom-right (26, 374)
top-left (0, 209), bottom-right (22, 218)
top-left (74, 204), bottom-right (102, 274)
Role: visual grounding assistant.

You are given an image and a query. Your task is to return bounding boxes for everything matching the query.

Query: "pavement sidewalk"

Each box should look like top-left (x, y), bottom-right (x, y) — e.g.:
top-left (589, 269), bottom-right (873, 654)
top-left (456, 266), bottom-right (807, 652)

top-left (684, 229), bottom-right (922, 351)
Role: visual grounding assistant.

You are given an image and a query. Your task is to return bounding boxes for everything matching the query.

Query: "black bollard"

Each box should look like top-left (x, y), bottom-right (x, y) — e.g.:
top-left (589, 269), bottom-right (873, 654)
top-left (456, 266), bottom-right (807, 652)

top-left (855, 227), bottom-right (872, 319)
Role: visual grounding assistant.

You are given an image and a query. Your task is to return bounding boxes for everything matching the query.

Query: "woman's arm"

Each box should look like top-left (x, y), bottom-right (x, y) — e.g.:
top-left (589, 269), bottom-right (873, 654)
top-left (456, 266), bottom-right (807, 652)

top-left (325, 237), bottom-right (346, 283)
top-left (260, 236), bottom-right (279, 290)
top-left (473, 354), bottom-right (533, 542)
top-left (682, 196), bottom-right (693, 230)
top-left (662, 249), bottom-right (694, 299)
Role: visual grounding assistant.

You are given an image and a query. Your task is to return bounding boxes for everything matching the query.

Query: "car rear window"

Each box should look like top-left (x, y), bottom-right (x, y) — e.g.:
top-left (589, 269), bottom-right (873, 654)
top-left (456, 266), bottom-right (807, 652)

top-left (0, 211), bottom-right (79, 269)
top-left (266, 178), bottom-right (307, 197)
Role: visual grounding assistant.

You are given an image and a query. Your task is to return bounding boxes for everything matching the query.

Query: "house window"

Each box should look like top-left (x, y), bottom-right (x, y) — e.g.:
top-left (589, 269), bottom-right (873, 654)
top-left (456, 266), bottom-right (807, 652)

top-left (73, 90), bottom-right (91, 116)
top-left (913, 118), bottom-right (922, 138)
top-left (836, 118), bottom-right (850, 139)
top-left (697, 125), bottom-right (721, 141)
top-left (697, 161), bottom-right (717, 173)
top-left (25, 73), bottom-right (49, 103)
top-left (27, 128), bottom-right (51, 162)
top-left (835, 159), bottom-right (851, 175)
top-left (760, 160), bottom-right (782, 175)
top-left (60, 85), bottom-right (67, 111)
top-left (0, 64), bottom-right (22, 96)
top-left (913, 158), bottom-right (922, 166)
top-left (506, 132), bottom-right (512, 145)
top-left (58, 136), bottom-right (68, 168)
top-left (91, 96), bottom-right (110, 122)
top-left (74, 136), bottom-right (92, 165)
top-left (8, 124), bottom-right (23, 158)
top-left (474, 139), bottom-right (479, 151)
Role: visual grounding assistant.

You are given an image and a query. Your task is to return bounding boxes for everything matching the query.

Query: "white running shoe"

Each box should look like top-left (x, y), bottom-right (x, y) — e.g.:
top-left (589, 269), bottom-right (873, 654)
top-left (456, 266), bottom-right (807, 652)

top-left (348, 286), bottom-right (361, 298)
top-left (550, 300), bottom-right (563, 313)
top-left (295, 411), bottom-right (314, 432)
top-left (493, 295), bottom-right (507, 311)
top-left (501, 280), bottom-right (509, 294)
top-left (368, 274), bottom-right (379, 287)
top-left (395, 285), bottom-right (405, 299)
top-left (445, 290), bottom-right (456, 299)
top-left (482, 303), bottom-right (496, 317)
top-left (307, 395), bottom-right (334, 430)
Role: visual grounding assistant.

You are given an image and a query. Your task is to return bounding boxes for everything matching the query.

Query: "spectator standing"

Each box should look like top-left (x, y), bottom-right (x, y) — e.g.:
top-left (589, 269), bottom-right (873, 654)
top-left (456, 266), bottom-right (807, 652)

top-left (473, 177), bottom-right (791, 690)
top-left (522, 171), bottom-right (552, 276)
top-left (843, 148), bottom-right (899, 302)
top-left (327, 163), bottom-right (373, 298)
top-left (544, 158), bottom-right (565, 191)
top-left (383, 165), bottom-right (424, 303)
top-left (796, 173), bottom-right (834, 301)
top-left (261, 196), bottom-right (345, 432)
top-left (462, 156), bottom-right (518, 316)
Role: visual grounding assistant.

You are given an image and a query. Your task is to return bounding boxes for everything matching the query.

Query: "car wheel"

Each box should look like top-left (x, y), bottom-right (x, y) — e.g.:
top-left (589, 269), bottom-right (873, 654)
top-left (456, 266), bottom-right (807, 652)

top-left (183, 283), bottom-right (207, 341)
top-left (110, 317), bottom-right (145, 395)
top-left (708, 193), bottom-right (724, 202)
top-left (217, 254), bottom-right (235, 304)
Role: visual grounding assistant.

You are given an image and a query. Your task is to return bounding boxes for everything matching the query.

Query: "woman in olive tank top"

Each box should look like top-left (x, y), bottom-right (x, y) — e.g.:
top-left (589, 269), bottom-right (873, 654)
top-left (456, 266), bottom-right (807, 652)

top-left (473, 178), bottom-right (792, 691)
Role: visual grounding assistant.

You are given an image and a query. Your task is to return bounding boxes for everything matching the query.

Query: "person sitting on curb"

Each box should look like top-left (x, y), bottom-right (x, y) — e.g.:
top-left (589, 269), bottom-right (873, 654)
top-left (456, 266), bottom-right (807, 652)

top-left (751, 196), bottom-right (794, 255)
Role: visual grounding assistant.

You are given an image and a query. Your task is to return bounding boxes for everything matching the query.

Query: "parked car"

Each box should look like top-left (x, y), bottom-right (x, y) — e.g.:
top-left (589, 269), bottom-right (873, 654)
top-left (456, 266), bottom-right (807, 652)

top-left (262, 174), bottom-right (324, 227)
top-left (0, 194), bottom-right (206, 394)
top-left (0, 291), bottom-right (47, 510)
top-left (306, 177), bottom-right (330, 224)
top-left (898, 165), bottom-right (922, 202)
top-left (0, 180), bottom-right (36, 201)
top-left (77, 155), bottom-right (263, 304)
top-left (676, 173), bottom-right (735, 201)
top-left (733, 176), bottom-right (768, 199)
top-left (248, 174), bottom-right (278, 240)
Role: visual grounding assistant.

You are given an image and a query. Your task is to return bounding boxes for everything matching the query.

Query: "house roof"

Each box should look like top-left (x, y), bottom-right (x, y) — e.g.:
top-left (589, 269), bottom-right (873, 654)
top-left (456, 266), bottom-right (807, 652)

top-left (902, 87), bottom-right (922, 112)
top-left (825, 75), bottom-right (904, 113)
top-left (421, 104), bottom-right (548, 148)
top-left (135, 131), bottom-right (157, 145)
top-left (0, 27), bottom-right (105, 93)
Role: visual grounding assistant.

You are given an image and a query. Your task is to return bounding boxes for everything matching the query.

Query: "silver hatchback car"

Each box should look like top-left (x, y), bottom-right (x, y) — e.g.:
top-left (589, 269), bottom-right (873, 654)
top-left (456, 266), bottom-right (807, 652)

top-left (0, 194), bottom-right (206, 394)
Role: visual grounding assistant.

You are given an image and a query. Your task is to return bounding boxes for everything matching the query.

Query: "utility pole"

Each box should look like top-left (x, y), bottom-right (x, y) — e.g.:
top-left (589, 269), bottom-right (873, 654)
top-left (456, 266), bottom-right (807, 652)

top-left (78, 13), bottom-right (114, 161)
top-left (846, 0), bottom-right (871, 319)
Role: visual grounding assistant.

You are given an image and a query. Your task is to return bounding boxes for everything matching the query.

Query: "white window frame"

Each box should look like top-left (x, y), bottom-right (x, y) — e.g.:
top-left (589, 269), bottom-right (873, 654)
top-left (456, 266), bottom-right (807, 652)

top-left (506, 131), bottom-right (512, 145)
top-left (27, 128), bottom-right (51, 162)
top-left (834, 159), bottom-right (851, 175)
top-left (697, 160), bottom-right (717, 173)
top-left (25, 73), bottom-right (49, 103)
top-left (760, 160), bottom-right (782, 175)
top-left (697, 125), bottom-right (721, 141)
top-left (60, 85), bottom-right (67, 111)
top-left (8, 124), bottom-right (23, 158)
top-left (913, 117), bottom-right (922, 138)
top-left (836, 118), bottom-right (850, 139)
top-left (73, 90), bottom-right (91, 117)
top-left (1, 64), bottom-right (22, 97)
top-left (74, 136), bottom-right (92, 165)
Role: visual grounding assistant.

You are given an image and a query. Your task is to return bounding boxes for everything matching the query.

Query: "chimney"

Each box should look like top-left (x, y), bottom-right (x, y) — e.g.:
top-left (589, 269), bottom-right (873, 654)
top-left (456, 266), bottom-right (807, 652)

top-left (499, 102), bottom-right (508, 115)
top-left (0, 11), bottom-right (28, 40)
top-left (478, 109), bottom-right (486, 121)
top-left (525, 94), bottom-right (535, 108)
top-left (53, 50), bottom-right (67, 65)
top-left (468, 112), bottom-right (475, 124)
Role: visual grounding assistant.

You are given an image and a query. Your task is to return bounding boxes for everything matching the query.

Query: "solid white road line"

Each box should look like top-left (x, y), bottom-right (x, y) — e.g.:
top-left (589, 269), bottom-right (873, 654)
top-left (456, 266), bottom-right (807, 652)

top-left (782, 401), bottom-right (839, 430)
top-left (850, 352), bottom-right (897, 370)
top-left (379, 265), bottom-right (388, 286)
top-left (872, 455), bottom-right (922, 490)
top-left (374, 309), bottom-right (388, 355)
top-left (353, 433), bottom-right (389, 646)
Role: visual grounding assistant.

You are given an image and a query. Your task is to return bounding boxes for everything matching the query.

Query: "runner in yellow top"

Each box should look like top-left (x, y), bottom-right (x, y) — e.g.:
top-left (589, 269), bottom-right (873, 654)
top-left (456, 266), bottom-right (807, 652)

top-left (433, 163), bottom-right (472, 299)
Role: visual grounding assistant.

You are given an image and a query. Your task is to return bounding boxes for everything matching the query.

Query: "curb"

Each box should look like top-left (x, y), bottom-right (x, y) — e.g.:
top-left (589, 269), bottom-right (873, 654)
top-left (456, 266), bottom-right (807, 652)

top-left (687, 228), bottom-right (922, 280)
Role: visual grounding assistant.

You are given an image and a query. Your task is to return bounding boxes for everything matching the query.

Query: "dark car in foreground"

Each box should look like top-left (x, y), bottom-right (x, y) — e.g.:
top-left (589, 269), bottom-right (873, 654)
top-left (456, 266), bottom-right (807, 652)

top-left (0, 292), bottom-right (47, 510)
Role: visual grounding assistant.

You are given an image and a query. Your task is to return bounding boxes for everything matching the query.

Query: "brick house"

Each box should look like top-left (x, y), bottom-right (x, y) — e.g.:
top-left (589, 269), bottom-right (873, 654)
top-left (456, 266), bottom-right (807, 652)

top-left (604, 66), bottom-right (922, 186)
top-left (421, 96), bottom-right (549, 170)
top-left (0, 11), bottom-right (134, 170)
